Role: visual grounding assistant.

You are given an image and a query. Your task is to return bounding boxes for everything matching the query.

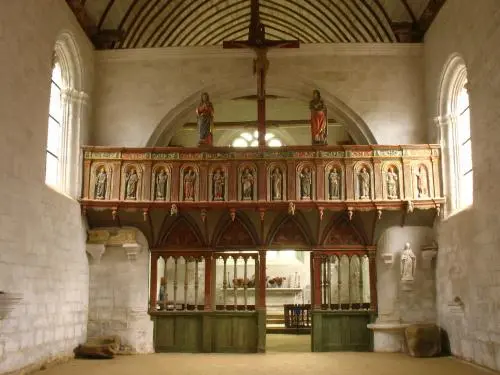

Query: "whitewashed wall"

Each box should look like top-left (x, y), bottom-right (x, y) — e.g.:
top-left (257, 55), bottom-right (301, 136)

top-left (92, 44), bottom-right (425, 147)
top-left (0, 1), bottom-right (94, 373)
top-left (425, 0), bottom-right (500, 370)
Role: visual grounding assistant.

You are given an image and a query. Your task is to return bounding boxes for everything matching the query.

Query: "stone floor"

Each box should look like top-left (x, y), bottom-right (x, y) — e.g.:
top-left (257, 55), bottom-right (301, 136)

top-left (32, 352), bottom-right (495, 375)
top-left (266, 334), bottom-right (310, 352)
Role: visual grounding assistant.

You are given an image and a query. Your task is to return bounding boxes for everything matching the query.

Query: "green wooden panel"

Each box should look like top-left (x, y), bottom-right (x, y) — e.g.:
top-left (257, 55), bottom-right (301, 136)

top-left (213, 314), bottom-right (258, 353)
top-left (154, 315), bottom-right (203, 353)
top-left (311, 311), bottom-right (373, 352)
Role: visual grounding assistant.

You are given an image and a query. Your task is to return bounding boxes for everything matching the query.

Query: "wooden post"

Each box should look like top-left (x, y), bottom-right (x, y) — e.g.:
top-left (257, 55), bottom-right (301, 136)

top-left (257, 161), bottom-right (267, 201)
top-left (312, 252), bottom-right (322, 309)
top-left (345, 160), bottom-right (355, 200)
top-left (82, 159), bottom-right (91, 199)
top-left (171, 162), bottom-right (180, 201)
top-left (150, 253), bottom-right (159, 311)
top-left (368, 248), bottom-right (377, 311)
top-left (204, 253), bottom-right (214, 311)
top-left (257, 250), bottom-right (266, 309)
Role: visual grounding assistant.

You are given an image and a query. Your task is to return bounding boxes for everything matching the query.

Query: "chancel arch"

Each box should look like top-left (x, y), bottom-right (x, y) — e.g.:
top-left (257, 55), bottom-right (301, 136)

top-left (145, 77), bottom-right (377, 148)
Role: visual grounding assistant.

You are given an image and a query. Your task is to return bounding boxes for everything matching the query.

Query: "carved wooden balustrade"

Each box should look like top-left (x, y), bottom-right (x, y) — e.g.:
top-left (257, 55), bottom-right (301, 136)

top-left (81, 144), bottom-right (444, 214)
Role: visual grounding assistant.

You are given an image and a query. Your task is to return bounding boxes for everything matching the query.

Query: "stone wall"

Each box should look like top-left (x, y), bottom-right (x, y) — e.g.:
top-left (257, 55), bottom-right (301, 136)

top-left (425, 0), bottom-right (500, 370)
top-left (92, 44), bottom-right (425, 147)
top-left (87, 229), bottom-right (153, 353)
top-left (0, 1), bottom-right (94, 373)
top-left (376, 226), bottom-right (436, 325)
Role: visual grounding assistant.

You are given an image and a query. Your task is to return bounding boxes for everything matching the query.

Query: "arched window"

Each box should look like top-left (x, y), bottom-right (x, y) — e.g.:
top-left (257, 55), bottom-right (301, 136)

top-left (45, 33), bottom-right (86, 197)
top-left (438, 55), bottom-right (473, 213)
top-left (45, 59), bottom-right (64, 187)
top-left (232, 131), bottom-right (284, 148)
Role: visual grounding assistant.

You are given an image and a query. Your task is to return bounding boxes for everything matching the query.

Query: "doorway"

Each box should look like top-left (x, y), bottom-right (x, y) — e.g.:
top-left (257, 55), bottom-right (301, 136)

top-left (265, 250), bottom-right (311, 352)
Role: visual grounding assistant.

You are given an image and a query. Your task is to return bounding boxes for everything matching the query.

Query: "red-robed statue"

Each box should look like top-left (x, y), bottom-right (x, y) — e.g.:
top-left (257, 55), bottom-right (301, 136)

top-left (310, 89), bottom-right (328, 145)
top-left (196, 92), bottom-right (214, 146)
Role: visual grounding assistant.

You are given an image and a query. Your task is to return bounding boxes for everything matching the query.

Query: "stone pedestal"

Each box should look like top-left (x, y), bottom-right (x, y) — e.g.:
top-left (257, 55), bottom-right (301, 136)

top-left (367, 322), bottom-right (409, 352)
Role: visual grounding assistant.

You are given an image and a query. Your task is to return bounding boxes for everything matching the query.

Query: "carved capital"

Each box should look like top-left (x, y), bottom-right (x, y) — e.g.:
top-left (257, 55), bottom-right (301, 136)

top-left (86, 243), bottom-right (106, 263)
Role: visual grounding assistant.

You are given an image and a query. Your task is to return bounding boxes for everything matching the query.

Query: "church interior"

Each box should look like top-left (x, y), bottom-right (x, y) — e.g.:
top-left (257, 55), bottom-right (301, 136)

top-left (1, 0), bottom-right (500, 374)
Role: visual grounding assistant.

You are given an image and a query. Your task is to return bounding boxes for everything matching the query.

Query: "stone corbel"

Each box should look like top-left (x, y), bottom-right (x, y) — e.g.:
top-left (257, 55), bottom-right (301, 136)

top-left (86, 243), bottom-right (106, 264)
top-left (421, 243), bottom-right (438, 269)
top-left (381, 253), bottom-right (394, 266)
top-left (123, 243), bottom-right (142, 261)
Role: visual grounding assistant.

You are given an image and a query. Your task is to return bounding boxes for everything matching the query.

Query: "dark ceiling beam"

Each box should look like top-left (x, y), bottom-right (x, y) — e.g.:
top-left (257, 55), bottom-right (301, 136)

top-left (391, 0), bottom-right (447, 42)
top-left (65, 0), bottom-right (124, 49)
top-left (417, 0), bottom-right (447, 38)
top-left (400, 0), bottom-right (417, 23)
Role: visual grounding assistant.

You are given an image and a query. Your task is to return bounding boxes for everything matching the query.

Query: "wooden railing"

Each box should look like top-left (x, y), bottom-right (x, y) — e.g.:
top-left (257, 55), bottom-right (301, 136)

top-left (284, 304), bottom-right (311, 328)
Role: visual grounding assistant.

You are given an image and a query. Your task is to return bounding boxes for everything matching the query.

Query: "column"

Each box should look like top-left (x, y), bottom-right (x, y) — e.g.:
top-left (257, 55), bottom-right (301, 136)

top-left (257, 250), bottom-right (266, 309)
top-left (204, 253), bottom-right (214, 311)
top-left (368, 249), bottom-right (377, 311)
top-left (312, 252), bottom-right (322, 309)
top-left (150, 253), bottom-right (159, 311)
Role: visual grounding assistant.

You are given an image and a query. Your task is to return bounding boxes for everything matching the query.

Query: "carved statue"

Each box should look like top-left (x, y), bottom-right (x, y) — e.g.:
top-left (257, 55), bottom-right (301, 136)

top-left (155, 169), bottom-right (168, 200)
top-left (271, 167), bottom-right (282, 200)
top-left (400, 242), bottom-right (416, 282)
top-left (309, 89), bottom-right (328, 145)
top-left (300, 167), bottom-right (312, 199)
top-left (213, 169), bottom-right (225, 201)
top-left (416, 166), bottom-right (429, 197)
top-left (329, 168), bottom-right (340, 199)
top-left (125, 168), bottom-right (139, 200)
top-left (241, 168), bottom-right (254, 200)
top-left (359, 168), bottom-right (370, 199)
top-left (184, 169), bottom-right (196, 201)
top-left (196, 92), bottom-right (214, 146)
top-left (170, 204), bottom-right (178, 216)
top-left (386, 167), bottom-right (398, 199)
top-left (95, 167), bottom-right (107, 200)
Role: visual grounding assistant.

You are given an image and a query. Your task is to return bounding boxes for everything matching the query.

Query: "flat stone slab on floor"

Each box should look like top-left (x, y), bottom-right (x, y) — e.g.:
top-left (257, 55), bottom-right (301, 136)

top-left (30, 353), bottom-right (494, 375)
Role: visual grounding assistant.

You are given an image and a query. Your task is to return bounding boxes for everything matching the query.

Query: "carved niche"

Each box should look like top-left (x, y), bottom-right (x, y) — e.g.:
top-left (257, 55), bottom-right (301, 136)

top-left (267, 163), bottom-right (287, 201)
top-left (209, 165), bottom-right (228, 202)
top-left (322, 218), bottom-right (365, 246)
top-left (382, 163), bottom-right (402, 200)
top-left (215, 218), bottom-right (257, 248)
top-left (296, 162), bottom-right (315, 200)
top-left (269, 217), bottom-right (310, 247)
top-left (354, 162), bottom-right (374, 200)
top-left (121, 163), bottom-right (143, 200)
top-left (151, 164), bottom-right (172, 201)
top-left (325, 162), bottom-right (344, 200)
top-left (413, 163), bottom-right (431, 199)
top-left (238, 163), bottom-right (257, 201)
top-left (180, 165), bottom-right (199, 202)
top-left (90, 163), bottom-right (113, 200)
top-left (158, 217), bottom-right (204, 248)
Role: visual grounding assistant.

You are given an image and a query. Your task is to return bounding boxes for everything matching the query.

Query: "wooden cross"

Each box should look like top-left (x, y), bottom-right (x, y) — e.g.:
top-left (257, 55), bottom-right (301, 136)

top-left (223, 0), bottom-right (300, 147)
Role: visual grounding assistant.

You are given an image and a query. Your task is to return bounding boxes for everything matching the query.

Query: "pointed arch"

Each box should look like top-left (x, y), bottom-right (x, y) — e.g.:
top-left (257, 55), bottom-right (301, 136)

top-left (321, 213), bottom-right (367, 246)
top-left (157, 214), bottom-right (205, 248)
top-left (266, 213), bottom-right (313, 248)
top-left (212, 212), bottom-right (259, 248)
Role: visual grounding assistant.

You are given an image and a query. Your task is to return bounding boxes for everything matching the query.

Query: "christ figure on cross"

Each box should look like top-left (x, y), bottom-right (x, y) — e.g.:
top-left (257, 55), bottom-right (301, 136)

top-left (223, 0), bottom-right (299, 147)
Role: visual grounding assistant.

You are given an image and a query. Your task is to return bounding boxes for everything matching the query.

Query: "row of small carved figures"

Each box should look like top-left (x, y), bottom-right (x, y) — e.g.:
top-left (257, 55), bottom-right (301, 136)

top-left (92, 164), bottom-right (430, 201)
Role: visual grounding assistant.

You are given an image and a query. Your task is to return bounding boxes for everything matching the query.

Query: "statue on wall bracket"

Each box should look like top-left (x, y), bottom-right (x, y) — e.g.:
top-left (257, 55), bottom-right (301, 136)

top-left (310, 89), bottom-right (328, 145)
top-left (196, 92), bottom-right (214, 146)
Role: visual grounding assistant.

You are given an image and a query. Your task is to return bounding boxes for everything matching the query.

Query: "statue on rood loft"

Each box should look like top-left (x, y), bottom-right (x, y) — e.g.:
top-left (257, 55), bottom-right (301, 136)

top-left (184, 169), bottom-right (196, 201)
top-left (125, 168), bottom-right (139, 200)
top-left (386, 167), bottom-right (398, 199)
top-left (310, 89), bottom-right (328, 145)
top-left (196, 92), bottom-right (214, 146)
top-left (329, 167), bottom-right (340, 199)
top-left (359, 167), bottom-right (370, 199)
top-left (300, 167), bottom-right (312, 200)
top-left (95, 167), bottom-right (107, 200)
top-left (271, 167), bottom-right (282, 200)
top-left (155, 169), bottom-right (168, 201)
top-left (213, 169), bottom-right (225, 201)
top-left (241, 168), bottom-right (255, 200)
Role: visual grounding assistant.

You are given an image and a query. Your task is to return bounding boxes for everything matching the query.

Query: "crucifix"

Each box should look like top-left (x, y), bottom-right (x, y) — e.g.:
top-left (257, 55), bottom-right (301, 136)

top-left (223, 0), bottom-right (300, 147)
